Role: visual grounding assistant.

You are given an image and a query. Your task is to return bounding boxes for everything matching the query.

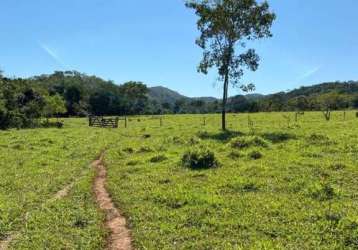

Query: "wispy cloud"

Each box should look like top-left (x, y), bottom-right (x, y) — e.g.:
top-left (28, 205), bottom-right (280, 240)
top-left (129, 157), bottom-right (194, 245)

top-left (38, 42), bottom-right (68, 69)
top-left (296, 66), bottom-right (322, 82)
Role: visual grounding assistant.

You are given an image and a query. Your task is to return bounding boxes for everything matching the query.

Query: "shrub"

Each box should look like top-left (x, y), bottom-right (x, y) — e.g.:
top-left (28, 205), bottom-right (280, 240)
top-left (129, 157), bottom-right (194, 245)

top-left (230, 136), bottom-right (269, 149)
top-left (182, 147), bottom-right (219, 169)
top-left (248, 150), bottom-right (263, 160)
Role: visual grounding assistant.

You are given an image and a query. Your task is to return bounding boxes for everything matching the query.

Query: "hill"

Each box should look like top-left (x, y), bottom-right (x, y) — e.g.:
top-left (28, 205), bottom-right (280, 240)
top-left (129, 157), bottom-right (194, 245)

top-left (285, 81), bottom-right (358, 98)
top-left (148, 86), bottom-right (188, 104)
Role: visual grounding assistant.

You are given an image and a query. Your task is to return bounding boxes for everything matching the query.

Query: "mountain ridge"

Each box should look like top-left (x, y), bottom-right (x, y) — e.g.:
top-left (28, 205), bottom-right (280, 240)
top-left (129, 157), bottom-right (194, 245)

top-left (149, 81), bottom-right (358, 103)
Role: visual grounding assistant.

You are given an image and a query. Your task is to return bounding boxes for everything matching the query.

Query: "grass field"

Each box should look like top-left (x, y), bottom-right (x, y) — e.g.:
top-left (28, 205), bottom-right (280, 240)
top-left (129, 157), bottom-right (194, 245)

top-left (1, 112), bottom-right (358, 249)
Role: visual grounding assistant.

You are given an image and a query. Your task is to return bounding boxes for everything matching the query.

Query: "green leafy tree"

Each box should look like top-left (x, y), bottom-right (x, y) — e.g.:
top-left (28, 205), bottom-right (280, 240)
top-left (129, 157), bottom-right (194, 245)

top-left (186, 0), bottom-right (275, 130)
top-left (89, 92), bottom-right (112, 116)
top-left (353, 95), bottom-right (358, 109)
top-left (43, 94), bottom-right (67, 121)
top-left (119, 81), bottom-right (148, 115)
top-left (64, 85), bottom-right (81, 115)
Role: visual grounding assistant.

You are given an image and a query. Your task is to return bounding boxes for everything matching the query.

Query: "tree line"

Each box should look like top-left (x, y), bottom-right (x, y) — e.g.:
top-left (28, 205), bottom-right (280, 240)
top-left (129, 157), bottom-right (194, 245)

top-left (0, 71), bottom-right (148, 129)
top-left (1, 70), bottom-right (357, 129)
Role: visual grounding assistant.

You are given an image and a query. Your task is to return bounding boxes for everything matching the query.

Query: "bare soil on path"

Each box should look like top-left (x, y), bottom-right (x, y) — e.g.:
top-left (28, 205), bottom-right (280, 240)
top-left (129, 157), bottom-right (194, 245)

top-left (93, 154), bottom-right (133, 250)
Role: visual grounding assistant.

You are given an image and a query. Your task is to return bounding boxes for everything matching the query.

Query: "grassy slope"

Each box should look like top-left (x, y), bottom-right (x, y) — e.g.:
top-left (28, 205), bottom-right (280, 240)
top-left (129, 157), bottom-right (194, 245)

top-left (0, 119), bottom-right (117, 249)
top-left (105, 112), bottom-right (358, 249)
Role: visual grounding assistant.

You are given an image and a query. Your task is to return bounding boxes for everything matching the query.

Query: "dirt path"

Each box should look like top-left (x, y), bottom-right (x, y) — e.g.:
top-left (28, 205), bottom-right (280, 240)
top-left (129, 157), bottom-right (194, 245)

top-left (93, 154), bottom-right (133, 250)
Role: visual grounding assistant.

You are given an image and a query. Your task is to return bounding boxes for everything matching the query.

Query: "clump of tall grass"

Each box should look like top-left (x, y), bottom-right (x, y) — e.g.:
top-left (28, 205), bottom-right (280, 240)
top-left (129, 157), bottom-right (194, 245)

top-left (230, 136), bottom-right (269, 149)
top-left (182, 147), bottom-right (219, 170)
top-left (248, 150), bottom-right (263, 160)
top-left (137, 146), bottom-right (153, 153)
top-left (306, 133), bottom-right (335, 145)
top-left (150, 154), bottom-right (168, 163)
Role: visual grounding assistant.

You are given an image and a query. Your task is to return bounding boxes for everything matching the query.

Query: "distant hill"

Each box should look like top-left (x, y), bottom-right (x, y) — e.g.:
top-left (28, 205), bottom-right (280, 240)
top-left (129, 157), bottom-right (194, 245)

top-left (193, 97), bottom-right (218, 102)
top-left (148, 86), bottom-right (218, 104)
top-left (244, 93), bottom-right (265, 101)
top-left (284, 81), bottom-right (358, 98)
top-left (148, 86), bottom-right (187, 104)
top-left (149, 81), bottom-right (358, 106)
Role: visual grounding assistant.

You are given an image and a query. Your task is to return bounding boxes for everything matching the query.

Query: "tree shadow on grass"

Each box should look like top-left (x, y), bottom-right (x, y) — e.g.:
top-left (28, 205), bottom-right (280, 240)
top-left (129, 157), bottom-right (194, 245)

top-left (197, 130), bottom-right (245, 143)
top-left (261, 132), bottom-right (297, 143)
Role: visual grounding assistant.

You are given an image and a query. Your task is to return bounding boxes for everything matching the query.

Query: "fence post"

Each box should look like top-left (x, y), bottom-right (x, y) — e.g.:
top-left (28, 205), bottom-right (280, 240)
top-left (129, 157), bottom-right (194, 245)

top-left (203, 117), bottom-right (206, 126)
top-left (125, 116), bottom-right (127, 128)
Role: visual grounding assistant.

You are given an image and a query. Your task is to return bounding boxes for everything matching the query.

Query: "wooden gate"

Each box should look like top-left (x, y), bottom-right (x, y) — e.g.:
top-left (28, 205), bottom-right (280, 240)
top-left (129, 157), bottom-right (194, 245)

top-left (89, 116), bottom-right (119, 128)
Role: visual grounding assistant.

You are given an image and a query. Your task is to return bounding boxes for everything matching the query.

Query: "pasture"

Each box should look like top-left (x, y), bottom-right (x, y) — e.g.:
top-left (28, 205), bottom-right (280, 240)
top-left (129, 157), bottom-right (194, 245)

top-left (1, 112), bottom-right (358, 249)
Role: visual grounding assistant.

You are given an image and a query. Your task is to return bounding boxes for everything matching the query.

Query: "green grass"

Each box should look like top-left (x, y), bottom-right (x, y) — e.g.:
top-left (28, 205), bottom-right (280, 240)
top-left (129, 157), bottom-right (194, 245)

top-left (105, 112), bottom-right (358, 249)
top-left (1, 112), bottom-right (358, 249)
top-left (0, 118), bottom-right (117, 249)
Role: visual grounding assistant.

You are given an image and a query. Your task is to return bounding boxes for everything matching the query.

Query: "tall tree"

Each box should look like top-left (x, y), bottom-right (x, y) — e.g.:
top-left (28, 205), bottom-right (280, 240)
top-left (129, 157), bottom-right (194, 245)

top-left (186, 0), bottom-right (275, 130)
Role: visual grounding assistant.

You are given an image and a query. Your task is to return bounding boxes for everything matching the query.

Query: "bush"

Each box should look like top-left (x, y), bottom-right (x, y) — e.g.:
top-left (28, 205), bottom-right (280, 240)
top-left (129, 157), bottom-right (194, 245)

top-left (182, 147), bottom-right (219, 169)
top-left (230, 136), bottom-right (269, 149)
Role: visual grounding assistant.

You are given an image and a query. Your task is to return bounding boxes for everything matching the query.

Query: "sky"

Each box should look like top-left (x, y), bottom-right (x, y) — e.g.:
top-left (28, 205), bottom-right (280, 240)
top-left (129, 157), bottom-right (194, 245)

top-left (0, 0), bottom-right (358, 98)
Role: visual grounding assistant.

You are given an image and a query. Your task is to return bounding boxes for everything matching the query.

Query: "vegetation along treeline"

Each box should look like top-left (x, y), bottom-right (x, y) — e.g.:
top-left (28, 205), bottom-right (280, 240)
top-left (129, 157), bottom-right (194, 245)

top-left (1, 70), bottom-right (358, 129)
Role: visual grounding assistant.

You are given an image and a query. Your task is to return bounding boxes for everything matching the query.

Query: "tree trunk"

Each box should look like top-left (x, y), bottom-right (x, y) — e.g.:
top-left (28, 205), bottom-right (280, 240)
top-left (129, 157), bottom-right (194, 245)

top-left (221, 73), bottom-right (229, 131)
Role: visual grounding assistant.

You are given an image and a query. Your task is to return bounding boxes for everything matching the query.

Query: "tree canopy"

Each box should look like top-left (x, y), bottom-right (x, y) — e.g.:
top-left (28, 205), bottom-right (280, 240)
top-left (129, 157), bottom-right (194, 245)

top-left (186, 0), bottom-right (275, 130)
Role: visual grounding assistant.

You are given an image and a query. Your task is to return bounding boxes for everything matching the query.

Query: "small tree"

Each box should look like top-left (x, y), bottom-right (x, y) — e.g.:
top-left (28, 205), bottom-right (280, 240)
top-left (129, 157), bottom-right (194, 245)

top-left (186, 0), bottom-right (275, 130)
top-left (43, 94), bottom-right (67, 122)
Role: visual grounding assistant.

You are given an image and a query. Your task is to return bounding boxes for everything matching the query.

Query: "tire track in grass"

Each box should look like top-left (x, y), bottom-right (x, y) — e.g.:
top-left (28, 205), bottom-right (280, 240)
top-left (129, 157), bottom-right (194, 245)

top-left (93, 153), bottom-right (132, 250)
top-left (0, 166), bottom-right (90, 250)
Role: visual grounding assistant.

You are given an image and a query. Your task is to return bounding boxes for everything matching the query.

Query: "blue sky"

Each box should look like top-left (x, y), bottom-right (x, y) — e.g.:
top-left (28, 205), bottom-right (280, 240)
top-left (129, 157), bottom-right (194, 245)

top-left (1, 0), bottom-right (357, 97)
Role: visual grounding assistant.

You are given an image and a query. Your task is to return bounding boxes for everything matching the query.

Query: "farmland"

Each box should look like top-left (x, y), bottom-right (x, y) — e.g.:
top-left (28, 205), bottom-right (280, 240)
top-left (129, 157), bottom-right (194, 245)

top-left (1, 112), bottom-right (358, 249)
